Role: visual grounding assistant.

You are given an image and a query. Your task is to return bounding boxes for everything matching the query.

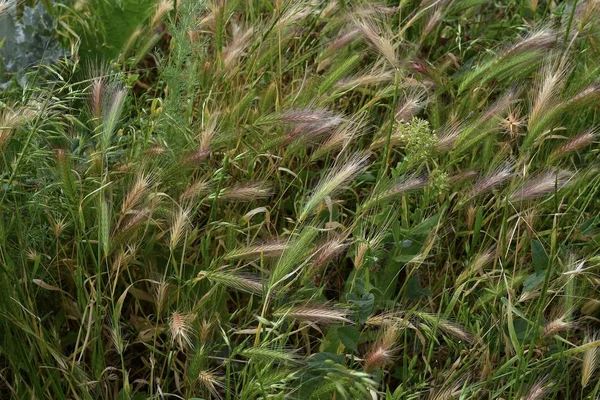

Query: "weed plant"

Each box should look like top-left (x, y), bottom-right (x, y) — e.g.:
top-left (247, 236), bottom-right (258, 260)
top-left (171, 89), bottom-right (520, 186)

top-left (2, 0), bottom-right (600, 399)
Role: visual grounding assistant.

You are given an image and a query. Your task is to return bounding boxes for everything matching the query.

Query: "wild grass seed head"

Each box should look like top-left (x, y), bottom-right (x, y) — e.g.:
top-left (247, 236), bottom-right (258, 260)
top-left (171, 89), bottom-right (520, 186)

top-left (150, 0), bottom-right (173, 29)
top-left (550, 129), bottom-right (597, 161)
top-left (168, 207), bottom-right (191, 250)
top-left (196, 269), bottom-right (264, 295)
top-left (219, 182), bottom-right (273, 202)
top-left (396, 89), bottom-right (429, 122)
top-left (520, 377), bottom-right (551, 400)
top-left (362, 173), bottom-right (428, 210)
top-left (121, 173), bottom-right (153, 215)
top-left (273, 305), bottom-right (352, 324)
top-left (509, 170), bottom-right (573, 202)
top-left (354, 16), bottom-right (398, 68)
top-left (465, 164), bottom-right (514, 201)
top-left (197, 369), bottom-right (224, 399)
top-left (364, 326), bottom-right (399, 371)
top-left (170, 311), bottom-right (195, 350)
top-left (180, 179), bottom-right (211, 202)
top-left (581, 330), bottom-right (600, 388)
top-left (299, 152), bottom-right (369, 221)
top-left (225, 240), bottom-right (289, 260)
top-left (529, 60), bottom-right (570, 126)
top-left (311, 236), bottom-right (350, 271)
top-left (223, 24), bottom-right (253, 70)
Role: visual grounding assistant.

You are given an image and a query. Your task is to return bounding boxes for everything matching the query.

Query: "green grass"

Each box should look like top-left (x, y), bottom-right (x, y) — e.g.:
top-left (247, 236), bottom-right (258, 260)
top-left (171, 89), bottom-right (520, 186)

top-left (2, 0), bottom-right (600, 399)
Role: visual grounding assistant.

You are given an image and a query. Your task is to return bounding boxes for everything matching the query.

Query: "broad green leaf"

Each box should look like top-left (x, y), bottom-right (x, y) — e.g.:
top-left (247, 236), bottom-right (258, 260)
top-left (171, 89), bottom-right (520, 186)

top-left (405, 275), bottom-right (433, 300)
top-left (531, 240), bottom-right (549, 272)
top-left (337, 326), bottom-right (360, 352)
top-left (523, 270), bottom-right (547, 292)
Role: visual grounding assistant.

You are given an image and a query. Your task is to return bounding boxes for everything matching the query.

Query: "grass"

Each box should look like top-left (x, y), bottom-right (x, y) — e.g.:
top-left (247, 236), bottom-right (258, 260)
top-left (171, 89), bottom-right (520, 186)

top-left (1, 0), bottom-right (600, 399)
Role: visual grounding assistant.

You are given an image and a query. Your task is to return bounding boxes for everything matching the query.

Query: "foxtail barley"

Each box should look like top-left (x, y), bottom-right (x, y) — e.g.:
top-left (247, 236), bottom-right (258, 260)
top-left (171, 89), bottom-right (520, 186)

top-left (416, 313), bottom-right (474, 344)
top-left (318, 29), bottom-right (361, 70)
top-left (270, 227), bottom-right (319, 288)
top-left (436, 121), bottom-right (466, 152)
top-left (335, 70), bottom-right (394, 90)
top-left (195, 270), bottom-right (264, 295)
top-left (420, 8), bottom-right (444, 43)
top-left (509, 170), bottom-right (573, 202)
top-left (150, 0), bottom-right (173, 29)
top-left (117, 207), bottom-right (151, 236)
top-left (428, 377), bottom-right (468, 400)
top-left (180, 179), bottom-right (211, 202)
top-left (311, 124), bottom-right (358, 160)
top-left (223, 25), bottom-right (253, 70)
top-left (464, 165), bottom-right (513, 201)
top-left (311, 237), bottom-right (350, 271)
top-left (169, 207), bottom-right (190, 250)
top-left (364, 326), bottom-right (399, 371)
top-left (170, 312), bottom-right (195, 349)
top-left (101, 83), bottom-right (127, 151)
top-left (355, 17), bottom-right (398, 68)
top-left (529, 61), bottom-right (570, 126)
top-left (240, 347), bottom-right (301, 364)
top-left (197, 369), bottom-right (224, 399)
top-left (447, 169), bottom-right (478, 185)
top-left (273, 306), bottom-right (352, 324)
top-left (152, 280), bottom-right (170, 315)
top-left (520, 377), bottom-right (551, 400)
top-left (324, 29), bottom-right (360, 51)
top-left (505, 27), bottom-right (555, 57)
top-left (542, 315), bottom-right (576, 338)
top-left (90, 77), bottom-right (104, 120)
top-left (581, 331), bottom-right (599, 388)
top-left (396, 89), bottom-right (429, 122)
top-left (225, 241), bottom-right (288, 260)
top-left (299, 152), bottom-right (369, 221)
top-left (121, 173), bottom-right (152, 215)
top-left (0, 106), bottom-right (36, 150)
top-left (219, 182), bottom-right (273, 202)
top-left (456, 249), bottom-right (495, 284)
top-left (0, 0), bottom-right (14, 17)
top-left (361, 174), bottom-right (428, 210)
top-left (549, 129), bottom-right (597, 161)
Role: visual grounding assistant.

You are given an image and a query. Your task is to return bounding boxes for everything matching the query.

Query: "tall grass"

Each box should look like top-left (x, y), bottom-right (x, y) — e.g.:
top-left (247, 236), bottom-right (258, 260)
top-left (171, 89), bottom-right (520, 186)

top-left (1, 0), bottom-right (600, 399)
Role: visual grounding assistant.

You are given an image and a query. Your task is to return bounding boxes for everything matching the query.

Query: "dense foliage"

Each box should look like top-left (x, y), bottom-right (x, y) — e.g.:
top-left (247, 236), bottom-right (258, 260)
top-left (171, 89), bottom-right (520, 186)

top-left (2, 0), bottom-right (600, 399)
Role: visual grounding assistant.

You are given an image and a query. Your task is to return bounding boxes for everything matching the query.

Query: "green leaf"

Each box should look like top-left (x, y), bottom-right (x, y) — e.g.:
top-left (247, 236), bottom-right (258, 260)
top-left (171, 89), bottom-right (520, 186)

top-left (394, 253), bottom-right (418, 263)
top-left (410, 213), bottom-right (441, 236)
top-left (344, 277), bottom-right (375, 324)
top-left (580, 216), bottom-right (599, 236)
top-left (346, 291), bottom-right (374, 324)
top-left (405, 275), bottom-right (433, 300)
top-left (336, 326), bottom-right (360, 352)
top-left (523, 270), bottom-right (546, 291)
top-left (471, 206), bottom-right (484, 249)
top-left (531, 240), bottom-right (549, 272)
top-left (75, 0), bottom-right (159, 60)
top-left (117, 388), bottom-right (131, 400)
top-left (306, 352), bottom-right (345, 367)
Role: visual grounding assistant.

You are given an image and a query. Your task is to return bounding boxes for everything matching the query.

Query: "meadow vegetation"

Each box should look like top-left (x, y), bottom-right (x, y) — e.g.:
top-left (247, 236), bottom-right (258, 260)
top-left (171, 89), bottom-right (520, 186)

top-left (1, 0), bottom-right (600, 398)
